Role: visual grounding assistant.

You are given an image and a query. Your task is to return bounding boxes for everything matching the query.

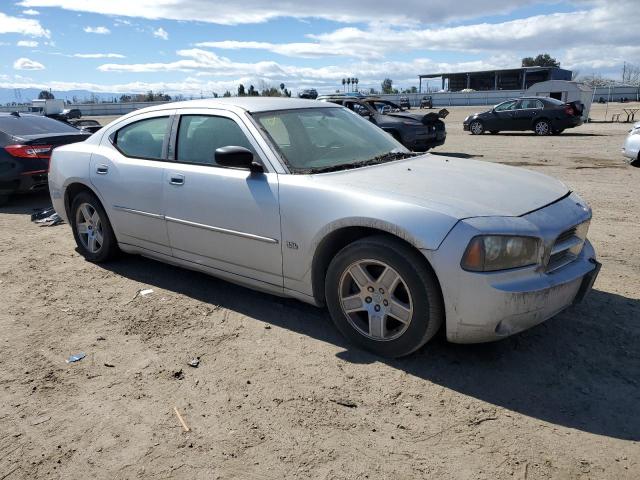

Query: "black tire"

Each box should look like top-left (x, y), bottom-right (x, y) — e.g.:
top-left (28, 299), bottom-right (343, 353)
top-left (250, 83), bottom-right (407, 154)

top-left (469, 120), bottom-right (484, 135)
top-left (0, 195), bottom-right (9, 207)
top-left (490, 130), bottom-right (499, 135)
top-left (325, 235), bottom-right (444, 358)
top-left (70, 191), bottom-right (119, 262)
top-left (551, 128), bottom-right (564, 135)
top-left (534, 119), bottom-right (551, 136)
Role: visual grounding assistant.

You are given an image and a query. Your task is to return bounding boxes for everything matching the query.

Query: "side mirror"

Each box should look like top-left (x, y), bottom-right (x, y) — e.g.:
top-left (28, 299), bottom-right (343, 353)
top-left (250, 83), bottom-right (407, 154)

top-left (215, 146), bottom-right (263, 173)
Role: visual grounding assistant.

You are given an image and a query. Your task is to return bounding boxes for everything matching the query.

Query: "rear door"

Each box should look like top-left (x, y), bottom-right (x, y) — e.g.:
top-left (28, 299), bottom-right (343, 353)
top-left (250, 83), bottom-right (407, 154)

top-left (513, 99), bottom-right (543, 130)
top-left (90, 110), bottom-right (174, 255)
top-left (163, 108), bottom-right (283, 287)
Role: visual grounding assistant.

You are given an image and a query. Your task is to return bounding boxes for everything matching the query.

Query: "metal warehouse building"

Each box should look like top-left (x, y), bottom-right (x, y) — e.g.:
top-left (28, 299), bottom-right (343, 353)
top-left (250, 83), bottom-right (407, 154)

top-left (419, 67), bottom-right (573, 92)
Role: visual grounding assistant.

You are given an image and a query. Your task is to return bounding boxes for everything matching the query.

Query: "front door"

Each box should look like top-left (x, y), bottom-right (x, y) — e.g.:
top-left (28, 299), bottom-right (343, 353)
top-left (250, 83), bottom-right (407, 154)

top-left (491, 100), bottom-right (518, 130)
top-left (163, 110), bottom-right (283, 287)
top-left (90, 112), bottom-right (174, 255)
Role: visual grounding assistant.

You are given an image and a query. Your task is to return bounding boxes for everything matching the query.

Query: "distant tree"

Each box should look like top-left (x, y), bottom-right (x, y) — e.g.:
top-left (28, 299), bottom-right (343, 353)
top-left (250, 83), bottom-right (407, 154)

top-left (247, 85), bottom-right (258, 96)
top-left (342, 78), bottom-right (346, 92)
top-left (354, 78), bottom-right (359, 91)
top-left (578, 74), bottom-right (615, 88)
top-left (369, 87), bottom-right (378, 95)
top-left (119, 94), bottom-right (132, 103)
top-left (212, 91), bottom-right (218, 98)
top-left (38, 90), bottom-right (54, 100)
top-left (238, 84), bottom-right (246, 96)
top-left (622, 62), bottom-right (640, 86)
top-left (279, 83), bottom-right (285, 92)
top-left (347, 78), bottom-right (351, 92)
top-left (381, 78), bottom-right (393, 94)
top-left (223, 90), bottom-right (232, 97)
top-left (521, 53), bottom-right (560, 68)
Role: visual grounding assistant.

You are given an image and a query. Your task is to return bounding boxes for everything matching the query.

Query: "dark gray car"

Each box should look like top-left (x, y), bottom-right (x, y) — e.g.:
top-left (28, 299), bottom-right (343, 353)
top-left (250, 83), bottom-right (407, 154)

top-left (319, 96), bottom-right (447, 151)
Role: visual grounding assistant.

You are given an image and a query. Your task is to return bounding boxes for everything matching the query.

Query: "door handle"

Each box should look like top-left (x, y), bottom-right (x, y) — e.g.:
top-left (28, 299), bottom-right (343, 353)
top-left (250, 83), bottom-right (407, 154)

top-left (169, 173), bottom-right (185, 185)
top-left (96, 164), bottom-right (108, 175)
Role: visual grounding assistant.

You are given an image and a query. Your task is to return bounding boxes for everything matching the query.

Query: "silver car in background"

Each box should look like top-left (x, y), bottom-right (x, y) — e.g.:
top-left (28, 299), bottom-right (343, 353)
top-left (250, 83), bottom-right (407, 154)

top-left (49, 98), bottom-right (600, 357)
top-left (622, 121), bottom-right (640, 166)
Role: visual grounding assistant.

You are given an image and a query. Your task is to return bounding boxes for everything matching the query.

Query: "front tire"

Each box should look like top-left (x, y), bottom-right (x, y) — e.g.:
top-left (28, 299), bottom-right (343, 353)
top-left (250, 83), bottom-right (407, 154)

top-left (534, 119), bottom-right (551, 136)
top-left (70, 191), bottom-right (119, 262)
top-left (325, 236), bottom-right (444, 358)
top-left (469, 120), bottom-right (484, 135)
top-left (551, 128), bottom-right (564, 135)
top-left (0, 195), bottom-right (9, 207)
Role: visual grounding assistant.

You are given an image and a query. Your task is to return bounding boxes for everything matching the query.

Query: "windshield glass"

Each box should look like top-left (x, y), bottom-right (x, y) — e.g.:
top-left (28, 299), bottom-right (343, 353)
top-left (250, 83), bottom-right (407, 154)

top-left (253, 107), bottom-right (410, 173)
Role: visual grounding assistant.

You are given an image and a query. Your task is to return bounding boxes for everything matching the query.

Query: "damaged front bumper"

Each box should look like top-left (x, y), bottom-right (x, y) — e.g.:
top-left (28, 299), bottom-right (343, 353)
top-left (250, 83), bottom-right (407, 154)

top-left (424, 193), bottom-right (599, 343)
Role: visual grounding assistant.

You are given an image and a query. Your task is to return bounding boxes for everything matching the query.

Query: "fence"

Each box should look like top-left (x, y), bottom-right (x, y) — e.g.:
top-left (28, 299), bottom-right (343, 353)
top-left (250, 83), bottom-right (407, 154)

top-left (1, 86), bottom-right (638, 117)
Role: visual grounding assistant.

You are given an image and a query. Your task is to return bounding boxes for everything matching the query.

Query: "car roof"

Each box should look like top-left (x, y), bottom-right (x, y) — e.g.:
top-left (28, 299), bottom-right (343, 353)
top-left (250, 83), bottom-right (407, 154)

top-left (155, 97), bottom-right (338, 113)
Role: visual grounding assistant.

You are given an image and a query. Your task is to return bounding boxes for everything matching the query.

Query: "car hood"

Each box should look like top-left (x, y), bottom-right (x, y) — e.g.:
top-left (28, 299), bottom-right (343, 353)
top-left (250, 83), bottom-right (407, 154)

top-left (311, 154), bottom-right (569, 219)
top-left (385, 110), bottom-right (447, 124)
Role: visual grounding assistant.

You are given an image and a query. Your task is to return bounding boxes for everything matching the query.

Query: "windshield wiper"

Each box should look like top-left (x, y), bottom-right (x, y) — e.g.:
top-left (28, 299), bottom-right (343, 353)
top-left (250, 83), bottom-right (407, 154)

top-left (298, 151), bottom-right (419, 174)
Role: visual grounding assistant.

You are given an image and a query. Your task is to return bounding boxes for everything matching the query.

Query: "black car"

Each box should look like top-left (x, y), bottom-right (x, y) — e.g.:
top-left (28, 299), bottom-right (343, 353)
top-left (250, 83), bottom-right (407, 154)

top-left (0, 112), bottom-right (90, 205)
top-left (463, 97), bottom-right (583, 135)
top-left (298, 89), bottom-right (318, 100)
top-left (420, 96), bottom-right (433, 109)
top-left (319, 96), bottom-right (448, 152)
top-left (398, 96), bottom-right (411, 109)
top-left (68, 119), bottom-right (102, 133)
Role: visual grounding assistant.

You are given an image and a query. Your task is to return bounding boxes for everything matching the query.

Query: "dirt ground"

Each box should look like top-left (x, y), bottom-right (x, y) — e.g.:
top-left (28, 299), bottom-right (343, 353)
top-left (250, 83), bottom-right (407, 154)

top-left (1, 102), bottom-right (638, 479)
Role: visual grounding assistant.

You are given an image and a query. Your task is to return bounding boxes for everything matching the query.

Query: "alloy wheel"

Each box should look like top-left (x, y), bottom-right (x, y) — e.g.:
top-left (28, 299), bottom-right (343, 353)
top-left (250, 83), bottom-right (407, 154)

top-left (338, 259), bottom-right (414, 341)
top-left (535, 121), bottom-right (550, 135)
top-left (470, 121), bottom-right (483, 134)
top-left (75, 202), bottom-right (104, 253)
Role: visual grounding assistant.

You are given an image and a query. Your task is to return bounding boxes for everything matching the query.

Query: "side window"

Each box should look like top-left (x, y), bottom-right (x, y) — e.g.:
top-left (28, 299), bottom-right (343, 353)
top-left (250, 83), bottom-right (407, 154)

top-left (115, 117), bottom-right (169, 160)
top-left (176, 115), bottom-right (256, 166)
top-left (495, 101), bottom-right (517, 112)
top-left (519, 99), bottom-right (543, 109)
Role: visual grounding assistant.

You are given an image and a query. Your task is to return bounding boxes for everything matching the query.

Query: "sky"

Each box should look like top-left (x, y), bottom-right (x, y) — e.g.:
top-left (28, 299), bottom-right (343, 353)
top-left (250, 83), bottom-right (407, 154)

top-left (0, 0), bottom-right (638, 97)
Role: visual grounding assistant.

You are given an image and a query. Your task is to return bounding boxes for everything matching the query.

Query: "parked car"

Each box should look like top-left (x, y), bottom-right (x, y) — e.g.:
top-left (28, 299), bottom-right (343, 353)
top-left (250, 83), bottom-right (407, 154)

top-left (298, 89), bottom-right (318, 100)
top-left (622, 121), bottom-right (640, 166)
top-left (420, 96), bottom-right (433, 109)
top-left (398, 96), bottom-right (411, 109)
top-left (0, 112), bottom-right (89, 205)
top-left (463, 97), bottom-right (583, 135)
top-left (69, 119), bottom-right (102, 134)
top-left (61, 108), bottom-right (82, 120)
top-left (49, 98), bottom-right (599, 357)
top-left (319, 95), bottom-right (447, 151)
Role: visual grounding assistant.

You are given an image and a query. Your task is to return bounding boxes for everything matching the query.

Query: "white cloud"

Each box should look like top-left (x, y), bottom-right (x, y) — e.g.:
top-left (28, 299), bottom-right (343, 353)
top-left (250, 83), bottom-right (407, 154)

top-left (22, 9), bottom-right (40, 15)
top-left (153, 27), bottom-right (168, 40)
top-left (83, 25), bottom-right (110, 34)
top-left (0, 11), bottom-right (50, 37)
top-left (18, 0), bottom-right (540, 26)
top-left (13, 57), bottom-right (45, 70)
top-left (17, 40), bottom-right (39, 47)
top-left (73, 53), bottom-right (126, 58)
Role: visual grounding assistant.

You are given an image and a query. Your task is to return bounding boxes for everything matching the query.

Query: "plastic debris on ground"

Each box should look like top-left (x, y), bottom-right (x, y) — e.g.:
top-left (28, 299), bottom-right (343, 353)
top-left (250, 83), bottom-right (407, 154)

top-left (188, 357), bottom-right (200, 368)
top-left (31, 207), bottom-right (64, 226)
top-left (66, 353), bottom-right (86, 363)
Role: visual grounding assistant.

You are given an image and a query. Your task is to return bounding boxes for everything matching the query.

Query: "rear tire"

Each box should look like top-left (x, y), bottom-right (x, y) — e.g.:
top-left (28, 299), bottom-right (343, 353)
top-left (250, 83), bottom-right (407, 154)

top-left (490, 130), bottom-right (499, 135)
top-left (325, 235), bottom-right (444, 358)
top-left (534, 120), bottom-right (551, 136)
top-left (469, 120), bottom-right (484, 135)
top-left (70, 191), bottom-right (119, 262)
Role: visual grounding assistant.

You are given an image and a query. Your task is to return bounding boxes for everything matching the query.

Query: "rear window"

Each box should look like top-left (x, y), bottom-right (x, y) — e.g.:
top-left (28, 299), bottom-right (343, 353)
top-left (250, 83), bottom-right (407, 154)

top-left (0, 114), bottom-right (80, 136)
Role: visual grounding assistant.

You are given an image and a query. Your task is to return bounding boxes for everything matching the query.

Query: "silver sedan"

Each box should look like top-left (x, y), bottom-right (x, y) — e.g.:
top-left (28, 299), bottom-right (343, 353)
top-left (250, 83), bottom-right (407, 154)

top-left (49, 98), bottom-right (600, 357)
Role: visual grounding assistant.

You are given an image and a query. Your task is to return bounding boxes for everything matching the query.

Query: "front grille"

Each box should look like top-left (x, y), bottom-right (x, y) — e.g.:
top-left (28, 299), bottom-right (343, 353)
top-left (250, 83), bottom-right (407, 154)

top-left (546, 222), bottom-right (589, 272)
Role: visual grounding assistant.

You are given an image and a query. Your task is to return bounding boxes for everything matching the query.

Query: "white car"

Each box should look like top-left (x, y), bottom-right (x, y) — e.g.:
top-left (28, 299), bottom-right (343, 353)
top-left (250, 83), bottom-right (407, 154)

top-left (622, 121), bottom-right (640, 166)
top-left (49, 98), bottom-right (600, 357)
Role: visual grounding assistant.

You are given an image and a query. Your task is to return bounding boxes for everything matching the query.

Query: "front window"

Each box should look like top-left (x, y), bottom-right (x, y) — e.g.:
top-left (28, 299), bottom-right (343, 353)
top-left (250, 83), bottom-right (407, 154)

top-left (176, 115), bottom-right (256, 166)
top-left (253, 107), bottom-right (409, 173)
top-left (114, 116), bottom-right (169, 160)
top-left (494, 100), bottom-right (517, 112)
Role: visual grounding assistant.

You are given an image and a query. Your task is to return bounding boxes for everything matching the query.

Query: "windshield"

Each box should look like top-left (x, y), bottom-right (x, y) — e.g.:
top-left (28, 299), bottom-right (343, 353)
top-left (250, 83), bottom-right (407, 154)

top-left (253, 107), bottom-right (410, 173)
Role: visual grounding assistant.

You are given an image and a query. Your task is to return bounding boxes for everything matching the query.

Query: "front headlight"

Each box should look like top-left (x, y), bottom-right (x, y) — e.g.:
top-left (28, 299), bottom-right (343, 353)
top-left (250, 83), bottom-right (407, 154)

top-left (461, 235), bottom-right (540, 272)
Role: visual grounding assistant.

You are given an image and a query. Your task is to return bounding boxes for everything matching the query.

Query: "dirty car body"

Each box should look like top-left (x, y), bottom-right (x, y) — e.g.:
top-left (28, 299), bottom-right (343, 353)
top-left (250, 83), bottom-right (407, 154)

top-left (319, 96), bottom-right (447, 152)
top-left (49, 98), bottom-right (599, 355)
top-left (621, 121), bottom-right (640, 166)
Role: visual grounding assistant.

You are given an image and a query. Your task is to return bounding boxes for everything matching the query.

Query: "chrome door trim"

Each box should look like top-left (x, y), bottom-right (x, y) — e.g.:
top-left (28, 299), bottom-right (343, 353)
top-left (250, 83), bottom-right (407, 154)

top-left (113, 205), bottom-right (164, 220)
top-left (165, 216), bottom-right (279, 244)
